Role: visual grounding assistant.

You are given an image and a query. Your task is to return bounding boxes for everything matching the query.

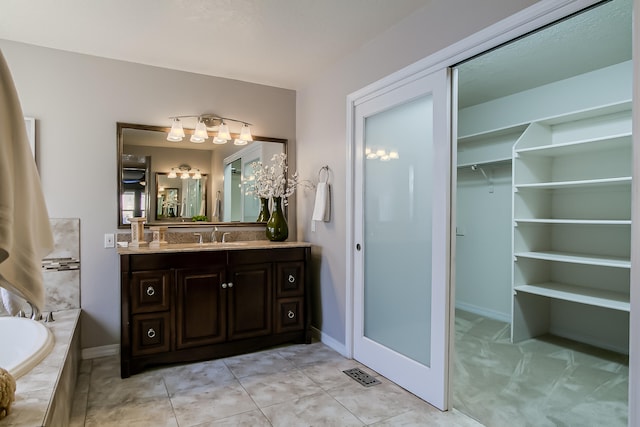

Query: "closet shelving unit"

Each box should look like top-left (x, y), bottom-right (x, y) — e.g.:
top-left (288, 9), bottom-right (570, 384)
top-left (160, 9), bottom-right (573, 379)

top-left (457, 124), bottom-right (527, 168)
top-left (511, 102), bottom-right (632, 351)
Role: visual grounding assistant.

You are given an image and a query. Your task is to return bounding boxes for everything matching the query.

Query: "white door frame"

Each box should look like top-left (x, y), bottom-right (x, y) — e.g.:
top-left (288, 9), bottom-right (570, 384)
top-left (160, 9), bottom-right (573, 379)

top-left (345, 0), bottom-right (637, 415)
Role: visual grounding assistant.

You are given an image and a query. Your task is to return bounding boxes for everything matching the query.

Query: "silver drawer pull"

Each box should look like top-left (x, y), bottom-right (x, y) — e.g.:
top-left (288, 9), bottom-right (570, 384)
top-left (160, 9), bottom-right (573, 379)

top-left (287, 310), bottom-right (295, 319)
top-left (288, 274), bottom-right (296, 283)
top-left (222, 283), bottom-right (227, 289)
top-left (146, 286), bottom-right (155, 296)
top-left (147, 328), bottom-right (156, 338)
top-left (228, 282), bottom-right (234, 288)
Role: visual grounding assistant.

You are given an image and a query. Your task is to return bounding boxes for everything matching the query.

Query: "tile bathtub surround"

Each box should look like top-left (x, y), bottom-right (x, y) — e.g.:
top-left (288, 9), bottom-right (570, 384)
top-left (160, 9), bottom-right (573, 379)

top-left (70, 342), bottom-right (483, 427)
top-left (2, 309), bottom-right (81, 427)
top-left (44, 218), bottom-right (81, 312)
top-left (454, 310), bottom-right (629, 427)
top-left (0, 218), bottom-right (81, 316)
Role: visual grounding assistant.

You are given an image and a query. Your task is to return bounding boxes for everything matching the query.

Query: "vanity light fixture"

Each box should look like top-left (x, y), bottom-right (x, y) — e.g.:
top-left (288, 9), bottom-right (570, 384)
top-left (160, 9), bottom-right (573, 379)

top-left (167, 114), bottom-right (252, 145)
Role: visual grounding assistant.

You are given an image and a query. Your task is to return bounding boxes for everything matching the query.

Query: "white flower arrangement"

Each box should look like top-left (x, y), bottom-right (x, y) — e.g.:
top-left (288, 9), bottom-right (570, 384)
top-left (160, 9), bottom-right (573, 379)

top-left (250, 153), bottom-right (301, 206)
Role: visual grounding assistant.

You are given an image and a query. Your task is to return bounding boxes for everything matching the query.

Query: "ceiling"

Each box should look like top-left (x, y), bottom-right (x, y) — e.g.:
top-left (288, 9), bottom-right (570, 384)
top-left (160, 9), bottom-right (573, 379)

top-left (457, 0), bottom-right (632, 108)
top-left (0, 0), bottom-right (631, 104)
top-left (0, 0), bottom-right (430, 90)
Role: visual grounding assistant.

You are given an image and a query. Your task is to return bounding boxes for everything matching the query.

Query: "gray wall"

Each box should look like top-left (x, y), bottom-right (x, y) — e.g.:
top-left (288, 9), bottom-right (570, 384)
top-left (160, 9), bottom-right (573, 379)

top-left (0, 40), bottom-right (296, 349)
top-left (1, 0), bottom-right (539, 351)
top-left (295, 0), bottom-right (539, 349)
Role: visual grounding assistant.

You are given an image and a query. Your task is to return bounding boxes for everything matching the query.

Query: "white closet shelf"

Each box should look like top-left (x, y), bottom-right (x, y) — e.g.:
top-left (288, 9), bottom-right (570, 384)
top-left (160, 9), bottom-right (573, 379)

top-left (515, 133), bottom-right (631, 157)
top-left (515, 282), bottom-right (630, 312)
top-left (514, 219), bottom-right (631, 225)
top-left (515, 176), bottom-right (631, 190)
top-left (458, 124), bottom-right (528, 142)
top-left (514, 251), bottom-right (631, 268)
top-left (457, 157), bottom-right (512, 168)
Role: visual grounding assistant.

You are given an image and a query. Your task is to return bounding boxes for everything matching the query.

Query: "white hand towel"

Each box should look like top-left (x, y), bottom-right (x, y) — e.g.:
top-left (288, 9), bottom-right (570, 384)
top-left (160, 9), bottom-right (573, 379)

top-left (312, 182), bottom-right (331, 222)
top-left (0, 49), bottom-right (54, 313)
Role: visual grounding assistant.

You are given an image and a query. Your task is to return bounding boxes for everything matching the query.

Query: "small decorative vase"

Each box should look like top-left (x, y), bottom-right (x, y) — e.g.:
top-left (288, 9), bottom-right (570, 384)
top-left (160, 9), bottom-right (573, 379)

top-left (266, 197), bottom-right (288, 241)
top-left (256, 197), bottom-right (270, 222)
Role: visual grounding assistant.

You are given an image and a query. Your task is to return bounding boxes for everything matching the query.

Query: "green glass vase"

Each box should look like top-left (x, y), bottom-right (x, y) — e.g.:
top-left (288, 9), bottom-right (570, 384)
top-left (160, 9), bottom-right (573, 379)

top-left (266, 197), bottom-right (288, 241)
top-left (256, 197), bottom-right (270, 222)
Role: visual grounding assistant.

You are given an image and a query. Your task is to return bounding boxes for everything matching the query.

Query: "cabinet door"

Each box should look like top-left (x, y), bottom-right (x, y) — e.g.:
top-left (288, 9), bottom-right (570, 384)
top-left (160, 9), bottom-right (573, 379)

top-left (227, 263), bottom-right (273, 340)
top-left (175, 266), bottom-right (227, 349)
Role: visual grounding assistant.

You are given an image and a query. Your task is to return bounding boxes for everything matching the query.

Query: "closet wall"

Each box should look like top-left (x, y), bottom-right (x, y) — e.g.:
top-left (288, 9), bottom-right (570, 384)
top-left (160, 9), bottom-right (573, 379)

top-left (455, 61), bottom-right (632, 346)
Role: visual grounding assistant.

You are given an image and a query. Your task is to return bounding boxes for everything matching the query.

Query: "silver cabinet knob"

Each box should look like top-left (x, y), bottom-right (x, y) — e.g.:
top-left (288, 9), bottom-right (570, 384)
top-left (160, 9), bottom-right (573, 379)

top-left (221, 283), bottom-right (227, 289)
top-left (287, 310), bottom-right (295, 319)
top-left (147, 328), bottom-right (156, 338)
top-left (228, 282), bottom-right (234, 288)
top-left (288, 274), bottom-right (296, 283)
top-left (146, 286), bottom-right (155, 296)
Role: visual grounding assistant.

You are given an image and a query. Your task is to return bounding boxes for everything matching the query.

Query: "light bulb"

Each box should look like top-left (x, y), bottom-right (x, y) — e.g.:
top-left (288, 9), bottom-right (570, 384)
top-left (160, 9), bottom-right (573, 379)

top-left (239, 124), bottom-right (253, 141)
top-left (190, 121), bottom-right (208, 143)
top-left (217, 122), bottom-right (231, 140)
top-left (167, 119), bottom-right (185, 141)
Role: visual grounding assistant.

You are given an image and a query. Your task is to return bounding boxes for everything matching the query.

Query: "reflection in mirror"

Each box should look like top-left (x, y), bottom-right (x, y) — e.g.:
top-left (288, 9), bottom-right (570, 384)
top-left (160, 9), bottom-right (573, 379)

top-left (156, 172), bottom-right (208, 220)
top-left (117, 123), bottom-right (286, 228)
top-left (120, 154), bottom-right (150, 224)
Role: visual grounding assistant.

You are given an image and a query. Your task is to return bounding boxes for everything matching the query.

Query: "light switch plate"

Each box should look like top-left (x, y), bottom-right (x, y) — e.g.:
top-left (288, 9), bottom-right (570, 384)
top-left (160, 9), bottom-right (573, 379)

top-left (104, 233), bottom-right (115, 248)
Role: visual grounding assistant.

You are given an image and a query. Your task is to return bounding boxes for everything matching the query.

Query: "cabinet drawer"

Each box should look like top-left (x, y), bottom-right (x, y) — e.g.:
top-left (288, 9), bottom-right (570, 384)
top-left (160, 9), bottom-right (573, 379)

top-left (276, 262), bottom-right (304, 297)
top-left (131, 270), bottom-right (170, 314)
top-left (275, 298), bottom-right (304, 333)
top-left (132, 312), bottom-right (171, 356)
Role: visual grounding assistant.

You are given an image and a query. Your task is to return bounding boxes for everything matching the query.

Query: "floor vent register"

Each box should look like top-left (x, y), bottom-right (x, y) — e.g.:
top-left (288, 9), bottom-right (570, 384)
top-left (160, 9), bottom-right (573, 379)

top-left (343, 368), bottom-right (381, 387)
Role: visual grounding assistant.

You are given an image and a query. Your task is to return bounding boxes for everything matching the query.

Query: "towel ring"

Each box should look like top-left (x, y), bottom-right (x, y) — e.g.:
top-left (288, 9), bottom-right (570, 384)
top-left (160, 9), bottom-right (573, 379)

top-left (317, 165), bottom-right (329, 183)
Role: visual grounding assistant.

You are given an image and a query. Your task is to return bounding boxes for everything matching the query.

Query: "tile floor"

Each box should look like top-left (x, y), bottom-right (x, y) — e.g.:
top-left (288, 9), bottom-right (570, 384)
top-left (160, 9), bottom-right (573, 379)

top-left (454, 310), bottom-right (629, 427)
top-left (69, 342), bottom-right (482, 426)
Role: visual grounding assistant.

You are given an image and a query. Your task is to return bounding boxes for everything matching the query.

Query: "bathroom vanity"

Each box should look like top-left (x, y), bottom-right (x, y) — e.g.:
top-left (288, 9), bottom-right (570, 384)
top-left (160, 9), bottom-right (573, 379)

top-left (119, 241), bottom-right (311, 377)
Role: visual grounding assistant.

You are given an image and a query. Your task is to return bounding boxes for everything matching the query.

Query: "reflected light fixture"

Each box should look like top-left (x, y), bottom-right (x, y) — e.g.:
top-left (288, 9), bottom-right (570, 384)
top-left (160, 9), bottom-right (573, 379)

top-left (366, 147), bottom-right (400, 161)
top-left (167, 114), bottom-right (252, 145)
top-left (168, 164), bottom-right (202, 180)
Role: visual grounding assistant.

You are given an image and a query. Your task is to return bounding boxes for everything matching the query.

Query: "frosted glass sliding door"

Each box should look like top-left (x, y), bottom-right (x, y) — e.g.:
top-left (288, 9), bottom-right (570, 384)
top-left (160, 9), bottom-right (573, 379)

top-left (363, 94), bottom-right (433, 366)
top-left (352, 68), bottom-right (451, 409)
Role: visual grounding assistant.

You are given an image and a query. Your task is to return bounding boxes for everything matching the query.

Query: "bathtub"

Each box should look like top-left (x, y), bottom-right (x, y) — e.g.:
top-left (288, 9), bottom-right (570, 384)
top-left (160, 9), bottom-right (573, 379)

top-left (0, 316), bottom-right (54, 379)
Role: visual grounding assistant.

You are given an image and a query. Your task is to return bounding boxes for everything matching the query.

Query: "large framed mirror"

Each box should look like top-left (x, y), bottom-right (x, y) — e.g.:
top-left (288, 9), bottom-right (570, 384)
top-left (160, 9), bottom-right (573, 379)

top-left (117, 122), bottom-right (287, 228)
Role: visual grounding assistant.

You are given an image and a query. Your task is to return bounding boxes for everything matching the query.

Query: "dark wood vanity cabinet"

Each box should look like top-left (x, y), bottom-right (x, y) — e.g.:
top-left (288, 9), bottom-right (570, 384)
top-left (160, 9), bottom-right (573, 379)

top-left (120, 246), bottom-right (311, 378)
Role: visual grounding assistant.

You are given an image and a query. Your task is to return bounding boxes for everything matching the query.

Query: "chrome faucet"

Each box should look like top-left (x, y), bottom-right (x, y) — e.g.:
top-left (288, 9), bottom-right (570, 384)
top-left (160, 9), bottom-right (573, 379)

top-left (193, 233), bottom-right (203, 244)
top-left (211, 226), bottom-right (219, 243)
top-left (222, 232), bottom-right (231, 243)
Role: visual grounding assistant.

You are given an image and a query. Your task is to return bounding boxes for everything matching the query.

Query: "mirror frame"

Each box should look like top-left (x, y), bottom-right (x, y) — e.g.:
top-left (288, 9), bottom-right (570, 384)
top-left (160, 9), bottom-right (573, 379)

top-left (117, 122), bottom-right (287, 229)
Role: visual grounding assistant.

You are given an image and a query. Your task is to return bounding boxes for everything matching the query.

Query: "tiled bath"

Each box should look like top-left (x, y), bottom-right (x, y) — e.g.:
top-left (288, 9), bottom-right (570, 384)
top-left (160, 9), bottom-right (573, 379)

top-left (1, 218), bottom-right (81, 426)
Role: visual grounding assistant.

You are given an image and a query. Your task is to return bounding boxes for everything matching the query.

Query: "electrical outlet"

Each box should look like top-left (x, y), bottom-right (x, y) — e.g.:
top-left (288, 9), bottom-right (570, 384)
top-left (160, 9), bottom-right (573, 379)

top-left (104, 233), bottom-right (115, 248)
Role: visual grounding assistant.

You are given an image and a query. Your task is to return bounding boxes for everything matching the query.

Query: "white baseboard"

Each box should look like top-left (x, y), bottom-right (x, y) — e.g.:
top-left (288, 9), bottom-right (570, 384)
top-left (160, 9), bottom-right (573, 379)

top-left (311, 326), bottom-right (348, 357)
top-left (82, 344), bottom-right (120, 360)
top-left (455, 301), bottom-right (511, 323)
